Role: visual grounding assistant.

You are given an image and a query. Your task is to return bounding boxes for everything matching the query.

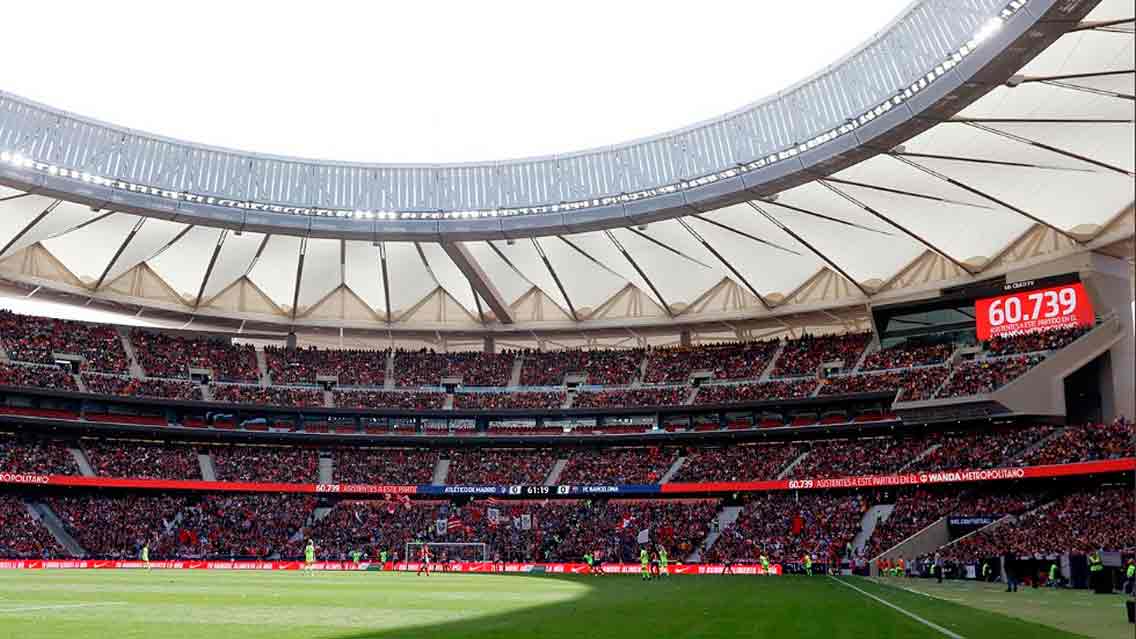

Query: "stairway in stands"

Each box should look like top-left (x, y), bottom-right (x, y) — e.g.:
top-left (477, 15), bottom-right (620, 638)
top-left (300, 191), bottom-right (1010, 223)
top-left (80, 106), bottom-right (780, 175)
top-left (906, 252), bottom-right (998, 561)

top-left (509, 356), bottom-right (524, 387)
top-left (318, 453), bottom-right (334, 484)
top-left (775, 450), bottom-right (810, 479)
top-left (688, 505), bottom-right (743, 562)
top-left (384, 352), bottom-right (396, 389)
top-left (659, 456), bottom-right (686, 483)
top-left (758, 342), bottom-right (785, 382)
top-left (852, 504), bottom-right (895, 556)
top-left (197, 451), bottom-right (217, 481)
top-left (255, 348), bottom-right (270, 386)
top-left (431, 458), bottom-right (451, 486)
top-left (684, 386), bottom-right (700, 405)
top-left (27, 501), bottom-right (86, 557)
top-left (68, 447), bottom-right (96, 477)
top-left (117, 327), bottom-right (145, 379)
top-left (544, 458), bottom-right (569, 486)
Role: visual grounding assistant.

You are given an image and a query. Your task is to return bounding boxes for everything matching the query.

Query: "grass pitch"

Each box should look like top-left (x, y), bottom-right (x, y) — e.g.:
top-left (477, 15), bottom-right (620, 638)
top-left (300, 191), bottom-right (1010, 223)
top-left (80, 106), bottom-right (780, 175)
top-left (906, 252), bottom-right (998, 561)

top-left (0, 570), bottom-right (1128, 638)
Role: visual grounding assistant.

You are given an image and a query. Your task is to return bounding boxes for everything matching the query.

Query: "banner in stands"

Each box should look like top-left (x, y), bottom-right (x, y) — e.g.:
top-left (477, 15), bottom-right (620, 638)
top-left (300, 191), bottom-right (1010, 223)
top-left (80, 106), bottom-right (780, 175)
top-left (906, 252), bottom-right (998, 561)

top-left (0, 458), bottom-right (1131, 495)
top-left (0, 560), bottom-right (781, 575)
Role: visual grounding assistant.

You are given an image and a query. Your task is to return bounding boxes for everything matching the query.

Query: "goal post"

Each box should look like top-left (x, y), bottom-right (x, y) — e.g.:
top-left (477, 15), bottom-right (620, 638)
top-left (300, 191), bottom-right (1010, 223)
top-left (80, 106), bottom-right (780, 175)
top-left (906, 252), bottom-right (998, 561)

top-left (405, 542), bottom-right (489, 563)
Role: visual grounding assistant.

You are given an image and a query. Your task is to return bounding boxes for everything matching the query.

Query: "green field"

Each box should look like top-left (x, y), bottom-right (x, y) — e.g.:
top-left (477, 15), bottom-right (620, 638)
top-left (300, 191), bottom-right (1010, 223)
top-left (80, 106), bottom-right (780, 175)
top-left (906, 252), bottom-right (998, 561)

top-left (0, 570), bottom-right (1130, 638)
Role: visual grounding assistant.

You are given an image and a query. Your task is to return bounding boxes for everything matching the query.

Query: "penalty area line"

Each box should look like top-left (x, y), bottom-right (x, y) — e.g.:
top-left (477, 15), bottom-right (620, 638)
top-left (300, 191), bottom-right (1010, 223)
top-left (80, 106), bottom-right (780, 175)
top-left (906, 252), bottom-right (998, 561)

top-left (0, 602), bottom-right (127, 614)
top-left (831, 577), bottom-right (964, 639)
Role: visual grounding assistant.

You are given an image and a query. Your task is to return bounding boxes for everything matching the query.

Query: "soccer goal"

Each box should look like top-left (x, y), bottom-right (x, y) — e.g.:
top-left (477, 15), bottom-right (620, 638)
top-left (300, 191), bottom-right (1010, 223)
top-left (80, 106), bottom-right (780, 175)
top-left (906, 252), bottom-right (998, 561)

top-left (406, 542), bottom-right (489, 563)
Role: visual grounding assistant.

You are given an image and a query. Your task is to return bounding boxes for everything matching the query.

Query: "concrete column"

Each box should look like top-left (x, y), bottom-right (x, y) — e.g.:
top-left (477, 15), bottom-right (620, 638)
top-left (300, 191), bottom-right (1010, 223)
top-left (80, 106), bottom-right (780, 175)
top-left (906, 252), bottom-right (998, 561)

top-left (679, 330), bottom-right (691, 347)
top-left (483, 336), bottom-right (495, 354)
top-left (1085, 254), bottom-right (1134, 421)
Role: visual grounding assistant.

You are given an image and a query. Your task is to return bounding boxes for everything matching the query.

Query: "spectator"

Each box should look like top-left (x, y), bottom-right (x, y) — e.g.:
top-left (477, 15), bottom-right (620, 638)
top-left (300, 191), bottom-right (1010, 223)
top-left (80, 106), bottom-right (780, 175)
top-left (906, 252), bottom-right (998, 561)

top-left (559, 447), bottom-right (678, 485)
top-left (574, 387), bottom-right (687, 409)
top-left (772, 332), bottom-right (871, 378)
top-left (447, 448), bottom-right (558, 485)
top-left (210, 445), bottom-right (319, 483)
top-left (131, 331), bottom-right (259, 382)
top-left (82, 375), bottom-right (202, 401)
top-left (936, 355), bottom-right (1043, 398)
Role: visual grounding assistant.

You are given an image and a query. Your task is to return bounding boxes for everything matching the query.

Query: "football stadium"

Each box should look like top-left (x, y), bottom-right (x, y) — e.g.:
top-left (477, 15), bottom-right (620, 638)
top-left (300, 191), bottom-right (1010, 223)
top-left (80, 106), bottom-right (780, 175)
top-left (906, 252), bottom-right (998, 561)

top-left (0, 0), bottom-right (1133, 637)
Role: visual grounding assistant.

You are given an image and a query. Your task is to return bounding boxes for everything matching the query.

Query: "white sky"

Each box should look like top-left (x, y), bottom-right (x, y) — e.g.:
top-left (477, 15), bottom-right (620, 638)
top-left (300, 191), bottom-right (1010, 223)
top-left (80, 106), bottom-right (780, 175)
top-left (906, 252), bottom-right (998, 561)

top-left (2, 1), bottom-right (910, 163)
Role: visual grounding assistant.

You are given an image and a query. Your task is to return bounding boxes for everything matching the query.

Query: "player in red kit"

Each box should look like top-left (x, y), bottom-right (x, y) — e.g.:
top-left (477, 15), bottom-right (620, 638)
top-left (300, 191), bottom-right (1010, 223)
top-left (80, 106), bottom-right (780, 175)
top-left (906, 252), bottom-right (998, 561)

top-left (416, 544), bottom-right (432, 577)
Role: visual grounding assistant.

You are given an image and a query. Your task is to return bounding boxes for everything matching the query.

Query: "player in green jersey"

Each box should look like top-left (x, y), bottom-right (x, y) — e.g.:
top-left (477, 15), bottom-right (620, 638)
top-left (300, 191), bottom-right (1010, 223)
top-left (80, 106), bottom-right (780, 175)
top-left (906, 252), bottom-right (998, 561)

top-left (379, 549), bottom-right (388, 571)
top-left (657, 546), bottom-right (669, 577)
top-left (759, 553), bottom-right (770, 575)
top-left (141, 542), bottom-right (150, 571)
top-left (639, 548), bottom-right (651, 581)
top-left (304, 540), bottom-right (316, 575)
top-left (350, 550), bottom-right (362, 566)
top-left (803, 553), bottom-right (813, 577)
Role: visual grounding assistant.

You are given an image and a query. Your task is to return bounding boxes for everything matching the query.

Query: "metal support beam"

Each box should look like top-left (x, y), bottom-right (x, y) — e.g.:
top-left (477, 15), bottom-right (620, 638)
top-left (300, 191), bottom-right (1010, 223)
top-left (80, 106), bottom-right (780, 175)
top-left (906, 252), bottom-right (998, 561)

top-left (746, 201), bottom-right (870, 298)
top-left (960, 121), bottom-right (1135, 177)
top-left (818, 180), bottom-right (976, 275)
top-left (93, 217), bottom-right (146, 290)
top-left (440, 241), bottom-right (514, 324)
top-left (604, 230), bottom-right (672, 317)
top-left (676, 218), bottom-right (772, 310)
top-left (378, 241), bottom-right (392, 323)
top-left (290, 237), bottom-right (309, 321)
top-left (194, 231), bottom-right (228, 309)
top-left (532, 238), bottom-right (578, 321)
top-left (885, 153), bottom-right (1085, 245)
top-left (0, 199), bottom-right (60, 258)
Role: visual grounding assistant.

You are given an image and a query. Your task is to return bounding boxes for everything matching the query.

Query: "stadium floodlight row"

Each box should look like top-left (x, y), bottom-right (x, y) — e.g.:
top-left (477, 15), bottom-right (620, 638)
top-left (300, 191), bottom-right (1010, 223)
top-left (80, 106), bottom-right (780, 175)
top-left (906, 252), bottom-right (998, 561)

top-left (0, 1), bottom-right (1038, 237)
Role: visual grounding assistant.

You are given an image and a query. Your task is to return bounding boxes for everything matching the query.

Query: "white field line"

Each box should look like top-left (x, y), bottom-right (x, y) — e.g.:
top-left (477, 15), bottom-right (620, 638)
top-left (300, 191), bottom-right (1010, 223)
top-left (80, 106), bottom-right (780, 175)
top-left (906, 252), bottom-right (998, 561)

top-left (831, 577), bottom-right (964, 639)
top-left (0, 602), bottom-right (126, 614)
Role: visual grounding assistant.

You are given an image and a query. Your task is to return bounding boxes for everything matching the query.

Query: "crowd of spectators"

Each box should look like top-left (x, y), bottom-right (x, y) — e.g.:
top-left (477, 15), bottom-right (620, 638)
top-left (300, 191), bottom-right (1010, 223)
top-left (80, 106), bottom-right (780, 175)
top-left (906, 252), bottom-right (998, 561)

top-left (83, 439), bottom-right (200, 480)
top-left (454, 392), bottom-right (563, 410)
top-left (1020, 418), bottom-right (1134, 466)
top-left (211, 384), bottom-right (323, 408)
top-left (818, 366), bottom-right (951, 402)
top-left (985, 326), bottom-right (1090, 357)
top-left (772, 332), bottom-right (871, 378)
top-left (0, 310), bottom-right (128, 373)
top-left (520, 349), bottom-right (644, 386)
top-left (175, 494), bottom-right (316, 559)
top-left (334, 390), bottom-right (445, 410)
top-left (861, 341), bottom-right (954, 371)
top-left (867, 488), bottom-right (1043, 559)
top-left (554, 499), bottom-right (719, 563)
top-left (333, 448), bottom-right (439, 484)
top-left (935, 355), bottom-right (1044, 398)
top-left (559, 447), bottom-right (678, 485)
top-left (712, 492), bottom-right (864, 565)
top-left (695, 379), bottom-right (817, 405)
top-left (573, 387), bottom-right (687, 409)
top-left (447, 448), bottom-right (558, 485)
top-left (131, 331), bottom-right (260, 383)
top-left (209, 445), bottom-right (319, 483)
top-left (293, 499), bottom-right (441, 560)
top-left (396, 349), bottom-right (514, 387)
top-left (0, 495), bottom-right (62, 557)
top-left (82, 375), bottom-right (202, 401)
top-left (674, 443), bottom-right (805, 483)
top-left (942, 486), bottom-right (1135, 561)
top-left (265, 345), bottom-right (388, 386)
top-left (0, 362), bottom-right (77, 391)
top-left (790, 437), bottom-right (931, 478)
top-left (50, 494), bottom-right (189, 558)
top-left (918, 426), bottom-right (1056, 472)
top-left (0, 436), bottom-right (78, 474)
top-left (644, 340), bottom-right (780, 383)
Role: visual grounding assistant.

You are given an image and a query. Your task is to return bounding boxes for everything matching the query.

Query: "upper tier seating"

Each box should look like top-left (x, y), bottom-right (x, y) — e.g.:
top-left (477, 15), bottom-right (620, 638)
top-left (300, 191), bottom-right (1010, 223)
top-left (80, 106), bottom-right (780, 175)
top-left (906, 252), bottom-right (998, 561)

top-left (131, 331), bottom-right (259, 382)
top-left (0, 310), bottom-right (128, 373)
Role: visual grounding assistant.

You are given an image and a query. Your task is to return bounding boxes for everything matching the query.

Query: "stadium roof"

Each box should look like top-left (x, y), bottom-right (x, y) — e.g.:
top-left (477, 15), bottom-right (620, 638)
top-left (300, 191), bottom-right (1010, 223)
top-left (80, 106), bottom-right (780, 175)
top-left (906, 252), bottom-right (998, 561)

top-left (0, 0), bottom-right (1131, 345)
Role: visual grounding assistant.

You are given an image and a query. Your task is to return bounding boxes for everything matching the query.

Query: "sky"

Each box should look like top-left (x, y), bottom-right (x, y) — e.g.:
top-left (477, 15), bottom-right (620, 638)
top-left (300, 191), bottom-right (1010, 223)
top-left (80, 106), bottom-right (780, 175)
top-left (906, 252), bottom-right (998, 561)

top-left (1, 1), bottom-right (911, 164)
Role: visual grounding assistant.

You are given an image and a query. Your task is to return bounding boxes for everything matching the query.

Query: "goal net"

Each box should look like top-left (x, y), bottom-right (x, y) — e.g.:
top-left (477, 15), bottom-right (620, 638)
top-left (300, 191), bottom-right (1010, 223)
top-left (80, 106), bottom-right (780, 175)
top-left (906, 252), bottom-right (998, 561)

top-left (405, 542), bottom-right (489, 563)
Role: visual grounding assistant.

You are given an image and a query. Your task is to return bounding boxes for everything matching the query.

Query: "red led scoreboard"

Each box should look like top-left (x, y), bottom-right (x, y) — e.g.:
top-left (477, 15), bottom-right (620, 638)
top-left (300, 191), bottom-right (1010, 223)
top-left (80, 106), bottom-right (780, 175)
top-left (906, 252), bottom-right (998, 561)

top-left (975, 276), bottom-right (1094, 340)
